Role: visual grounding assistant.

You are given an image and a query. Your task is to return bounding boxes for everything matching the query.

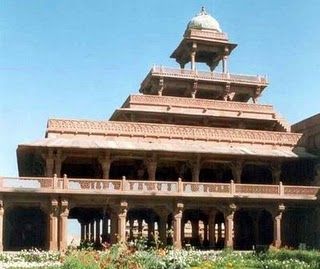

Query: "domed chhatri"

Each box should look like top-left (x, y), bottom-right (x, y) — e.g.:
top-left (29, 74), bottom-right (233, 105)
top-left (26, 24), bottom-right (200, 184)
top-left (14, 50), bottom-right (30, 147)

top-left (187, 7), bottom-right (222, 32)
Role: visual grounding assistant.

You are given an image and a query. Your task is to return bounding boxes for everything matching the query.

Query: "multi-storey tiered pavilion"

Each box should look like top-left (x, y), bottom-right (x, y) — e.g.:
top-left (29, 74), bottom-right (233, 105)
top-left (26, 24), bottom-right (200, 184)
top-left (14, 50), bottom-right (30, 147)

top-left (1, 8), bottom-right (320, 252)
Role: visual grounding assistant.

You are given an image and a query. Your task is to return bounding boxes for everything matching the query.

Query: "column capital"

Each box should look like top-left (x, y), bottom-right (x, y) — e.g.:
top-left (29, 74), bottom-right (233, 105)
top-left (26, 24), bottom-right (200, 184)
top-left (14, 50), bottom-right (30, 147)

top-left (225, 203), bottom-right (237, 217)
top-left (50, 198), bottom-right (59, 217)
top-left (60, 199), bottom-right (69, 218)
top-left (270, 203), bottom-right (285, 218)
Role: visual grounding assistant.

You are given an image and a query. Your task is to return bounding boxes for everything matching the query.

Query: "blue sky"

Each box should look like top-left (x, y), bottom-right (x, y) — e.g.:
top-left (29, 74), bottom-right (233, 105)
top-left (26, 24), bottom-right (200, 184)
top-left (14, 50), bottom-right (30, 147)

top-left (1, 1), bottom-right (320, 176)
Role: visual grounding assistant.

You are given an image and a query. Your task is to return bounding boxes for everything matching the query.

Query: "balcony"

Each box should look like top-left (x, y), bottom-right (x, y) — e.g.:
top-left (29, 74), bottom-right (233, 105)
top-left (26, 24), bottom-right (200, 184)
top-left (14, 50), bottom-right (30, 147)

top-left (140, 66), bottom-right (268, 91)
top-left (1, 176), bottom-right (318, 201)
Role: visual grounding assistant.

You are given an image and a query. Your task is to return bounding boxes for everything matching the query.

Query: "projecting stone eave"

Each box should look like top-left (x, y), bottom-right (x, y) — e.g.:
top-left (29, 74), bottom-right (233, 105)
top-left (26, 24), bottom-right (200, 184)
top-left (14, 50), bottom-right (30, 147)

top-left (112, 94), bottom-right (291, 132)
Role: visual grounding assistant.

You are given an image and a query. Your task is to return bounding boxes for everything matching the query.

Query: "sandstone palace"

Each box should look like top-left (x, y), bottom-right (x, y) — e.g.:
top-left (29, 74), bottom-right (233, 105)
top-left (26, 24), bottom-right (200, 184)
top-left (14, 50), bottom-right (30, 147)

top-left (1, 8), bottom-right (320, 252)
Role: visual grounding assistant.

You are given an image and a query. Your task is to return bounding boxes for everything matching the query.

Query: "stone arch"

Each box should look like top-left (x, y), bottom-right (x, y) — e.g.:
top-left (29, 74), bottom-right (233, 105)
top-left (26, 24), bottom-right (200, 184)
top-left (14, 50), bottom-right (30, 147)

top-left (4, 206), bottom-right (47, 251)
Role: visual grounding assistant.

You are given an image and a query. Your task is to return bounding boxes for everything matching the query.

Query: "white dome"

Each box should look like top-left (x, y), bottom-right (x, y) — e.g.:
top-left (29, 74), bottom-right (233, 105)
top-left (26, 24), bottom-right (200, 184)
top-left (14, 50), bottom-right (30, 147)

top-left (187, 7), bottom-right (222, 32)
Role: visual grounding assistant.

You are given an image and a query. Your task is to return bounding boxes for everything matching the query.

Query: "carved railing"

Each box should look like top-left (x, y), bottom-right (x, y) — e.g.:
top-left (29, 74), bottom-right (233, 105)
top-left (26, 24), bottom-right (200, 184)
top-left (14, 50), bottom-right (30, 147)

top-left (234, 184), bottom-right (279, 195)
top-left (183, 182), bottom-right (230, 194)
top-left (0, 177), bottom-right (319, 200)
top-left (46, 119), bottom-right (301, 147)
top-left (143, 66), bottom-right (268, 85)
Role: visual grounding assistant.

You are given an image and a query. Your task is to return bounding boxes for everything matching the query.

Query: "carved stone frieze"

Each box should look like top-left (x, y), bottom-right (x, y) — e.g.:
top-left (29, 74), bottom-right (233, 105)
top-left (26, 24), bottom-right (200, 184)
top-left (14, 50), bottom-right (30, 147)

top-left (47, 119), bottom-right (301, 147)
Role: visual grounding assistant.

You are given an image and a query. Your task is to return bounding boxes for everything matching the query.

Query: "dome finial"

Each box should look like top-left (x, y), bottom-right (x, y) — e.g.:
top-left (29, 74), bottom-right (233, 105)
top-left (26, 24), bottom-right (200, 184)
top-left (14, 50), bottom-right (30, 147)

top-left (200, 6), bottom-right (207, 15)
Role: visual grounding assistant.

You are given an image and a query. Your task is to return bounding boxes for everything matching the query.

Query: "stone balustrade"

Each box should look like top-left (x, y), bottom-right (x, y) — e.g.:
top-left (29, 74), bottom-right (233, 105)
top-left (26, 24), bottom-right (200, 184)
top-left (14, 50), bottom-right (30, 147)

top-left (140, 66), bottom-right (268, 88)
top-left (0, 176), bottom-right (319, 201)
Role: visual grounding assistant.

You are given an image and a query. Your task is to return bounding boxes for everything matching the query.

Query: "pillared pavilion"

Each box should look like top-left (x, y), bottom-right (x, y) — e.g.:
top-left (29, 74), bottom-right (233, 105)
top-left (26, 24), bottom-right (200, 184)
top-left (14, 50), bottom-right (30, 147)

top-left (1, 8), bottom-right (320, 252)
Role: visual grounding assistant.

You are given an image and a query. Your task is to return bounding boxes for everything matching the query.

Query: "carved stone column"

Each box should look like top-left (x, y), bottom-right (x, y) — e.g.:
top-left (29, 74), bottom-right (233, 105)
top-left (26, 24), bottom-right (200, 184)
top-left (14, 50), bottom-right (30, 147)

top-left (157, 77), bottom-right (164, 96)
top-left (42, 149), bottom-right (54, 177)
top-left (222, 55), bottom-right (228, 74)
top-left (59, 199), bottom-right (69, 251)
top-left (225, 203), bottom-right (237, 248)
top-left (190, 43), bottom-right (197, 71)
top-left (80, 222), bottom-right (85, 241)
top-left (129, 219), bottom-right (134, 239)
top-left (208, 209), bottom-right (217, 248)
top-left (46, 158), bottom-right (54, 177)
top-left (145, 156), bottom-right (157, 181)
top-left (270, 162), bottom-right (281, 184)
top-left (0, 199), bottom-right (4, 251)
top-left (230, 161), bottom-right (243, 184)
top-left (110, 211), bottom-right (118, 244)
top-left (156, 207), bottom-right (168, 245)
top-left (173, 203), bottom-right (184, 249)
top-left (117, 201), bottom-right (128, 243)
top-left (49, 199), bottom-right (59, 251)
top-left (191, 80), bottom-right (198, 98)
top-left (90, 221), bottom-right (95, 242)
top-left (252, 86), bottom-right (261, 103)
top-left (99, 153), bottom-right (112, 179)
top-left (138, 219), bottom-right (143, 234)
top-left (148, 218), bottom-right (155, 241)
top-left (102, 210), bottom-right (109, 242)
top-left (54, 150), bottom-right (66, 177)
top-left (190, 156), bottom-right (200, 182)
top-left (273, 204), bottom-right (285, 248)
top-left (191, 220), bottom-right (199, 240)
top-left (95, 219), bottom-right (101, 244)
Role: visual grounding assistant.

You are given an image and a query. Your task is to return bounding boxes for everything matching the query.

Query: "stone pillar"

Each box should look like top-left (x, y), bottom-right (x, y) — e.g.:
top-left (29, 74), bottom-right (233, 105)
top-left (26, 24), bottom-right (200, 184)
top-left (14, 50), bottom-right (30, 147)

top-left (190, 156), bottom-right (200, 182)
top-left (46, 158), bottom-right (54, 177)
top-left (190, 43), bottom-right (197, 71)
top-left (208, 209), bottom-right (217, 248)
top-left (273, 204), bottom-right (285, 248)
top-left (222, 56), bottom-right (228, 74)
top-left (117, 201), bottom-right (128, 243)
top-left (80, 222), bottom-right (85, 241)
top-left (129, 219), bottom-right (134, 239)
top-left (95, 219), bottom-right (101, 244)
top-left (252, 86), bottom-right (261, 103)
top-left (138, 219), bottom-right (143, 234)
top-left (230, 161), bottom-right (243, 184)
top-left (191, 80), bottom-right (198, 98)
top-left (0, 199), bottom-right (4, 251)
top-left (203, 221), bottom-right (208, 242)
top-left (225, 203), bottom-right (236, 248)
top-left (58, 199), bottom-right (69, 251)
top-left (173, 203), bottom-right (184, 249)
top-left (191, 220), bottom-right (199, 240)
top-left (90, 221), bottom-right (95, 242)
top-left (159, 220), bottom-right (167, 245)
top-left (271, 162), bottom-right (281, 184)
top-left (99, 154), bottom-right (112, 179)
top-left (148, 219), bottom-right (155, 241)
top-left (102, 212), bottom-right (109, 243)
top-left (145, 157), bottom-right (157, 181)
top-left (157, 209), bottom-right (168, 245)
top-left (85, 223), bottom-right (90, 241)
top-left (49, 199), bottom-right (59, 251)
top-left (110, 212), bottom-right (118, 244)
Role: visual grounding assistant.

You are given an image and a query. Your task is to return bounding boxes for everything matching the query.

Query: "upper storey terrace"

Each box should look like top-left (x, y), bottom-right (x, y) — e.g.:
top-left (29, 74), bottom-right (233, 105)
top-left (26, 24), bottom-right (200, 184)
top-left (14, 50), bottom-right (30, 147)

top-left (139, 8), bottom-right (268, 103)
